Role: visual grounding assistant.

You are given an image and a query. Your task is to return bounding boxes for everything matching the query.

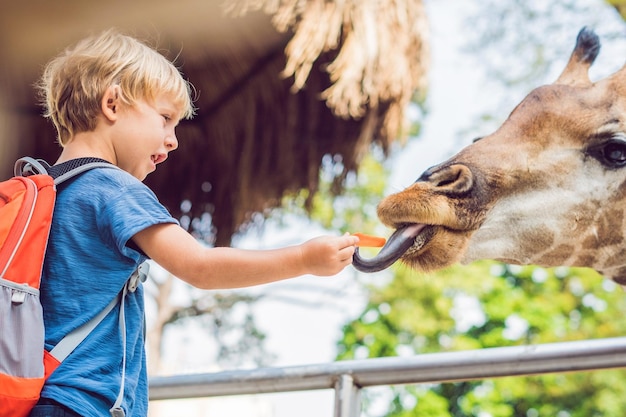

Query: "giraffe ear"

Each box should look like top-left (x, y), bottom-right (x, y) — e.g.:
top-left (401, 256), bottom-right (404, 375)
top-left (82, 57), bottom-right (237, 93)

top-left (555, 27), bottom-right (600, 87)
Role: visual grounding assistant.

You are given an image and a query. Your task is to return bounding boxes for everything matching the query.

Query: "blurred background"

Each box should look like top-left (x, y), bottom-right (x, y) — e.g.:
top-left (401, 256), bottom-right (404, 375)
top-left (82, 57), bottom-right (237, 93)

top-left (4, 0), bottom-right (626, 416)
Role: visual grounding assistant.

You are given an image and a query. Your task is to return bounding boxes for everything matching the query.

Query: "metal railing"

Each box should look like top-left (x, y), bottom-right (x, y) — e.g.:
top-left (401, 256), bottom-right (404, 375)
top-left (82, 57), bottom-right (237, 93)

top-left (149, 337), bottom-right (626, 417)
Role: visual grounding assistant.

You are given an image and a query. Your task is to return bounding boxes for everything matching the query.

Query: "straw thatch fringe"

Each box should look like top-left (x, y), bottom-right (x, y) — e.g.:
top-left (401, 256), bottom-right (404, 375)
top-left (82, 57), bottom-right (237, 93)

top-left (224, 0), bottom-right (429, 141)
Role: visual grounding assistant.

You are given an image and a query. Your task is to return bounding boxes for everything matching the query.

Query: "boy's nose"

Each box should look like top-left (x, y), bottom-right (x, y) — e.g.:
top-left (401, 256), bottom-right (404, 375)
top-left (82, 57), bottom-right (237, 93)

top-left (165, 134), bottom-right (178, 151)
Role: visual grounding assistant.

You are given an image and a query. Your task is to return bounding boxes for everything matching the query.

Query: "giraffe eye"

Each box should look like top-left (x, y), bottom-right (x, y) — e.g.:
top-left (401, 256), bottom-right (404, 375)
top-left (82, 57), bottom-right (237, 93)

top-left (589, 139), bottom-right (626, 168)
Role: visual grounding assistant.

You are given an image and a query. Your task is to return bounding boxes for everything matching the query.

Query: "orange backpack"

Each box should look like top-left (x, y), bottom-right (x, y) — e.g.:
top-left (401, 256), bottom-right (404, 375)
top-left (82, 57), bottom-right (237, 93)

top-left (0, 157), bottom-right (126, 417)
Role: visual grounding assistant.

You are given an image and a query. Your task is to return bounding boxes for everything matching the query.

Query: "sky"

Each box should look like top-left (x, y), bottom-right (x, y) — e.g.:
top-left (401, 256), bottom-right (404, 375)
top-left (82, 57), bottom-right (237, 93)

top-left (149, 1), bottom-right (626, 416)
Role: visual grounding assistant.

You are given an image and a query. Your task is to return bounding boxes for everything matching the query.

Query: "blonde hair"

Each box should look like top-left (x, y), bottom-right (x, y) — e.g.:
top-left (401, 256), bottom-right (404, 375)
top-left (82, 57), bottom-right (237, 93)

top-left (38, 29), bottom-right (195, 144)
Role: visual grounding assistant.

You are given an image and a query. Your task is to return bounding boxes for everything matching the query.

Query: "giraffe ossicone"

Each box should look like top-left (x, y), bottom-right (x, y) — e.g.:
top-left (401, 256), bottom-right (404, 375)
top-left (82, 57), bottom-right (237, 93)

top-left (354, 27), bottom-right (626, 284)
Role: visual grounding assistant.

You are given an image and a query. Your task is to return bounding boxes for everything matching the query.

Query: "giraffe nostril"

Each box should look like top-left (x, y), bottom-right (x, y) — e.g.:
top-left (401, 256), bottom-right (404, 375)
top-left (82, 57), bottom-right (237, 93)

top-left (435, 171), bottom-right (459, 187)
top-left (419, 164), bottom-right (473, 195)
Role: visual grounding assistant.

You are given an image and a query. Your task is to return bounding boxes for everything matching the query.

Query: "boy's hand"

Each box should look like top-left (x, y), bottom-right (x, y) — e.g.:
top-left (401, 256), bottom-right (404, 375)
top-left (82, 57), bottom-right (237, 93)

top-left (300, 234), bottom-right (359, 276)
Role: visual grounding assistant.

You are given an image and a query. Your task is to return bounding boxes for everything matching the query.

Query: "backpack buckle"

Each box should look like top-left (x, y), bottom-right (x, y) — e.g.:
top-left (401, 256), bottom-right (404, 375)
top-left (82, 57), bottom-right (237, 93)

top-left (11, 289), bottom-right (26, 304)
top-left (127, 262), bottom-right (150, 293)
top-left (110, 406), bottom-right (126, 417)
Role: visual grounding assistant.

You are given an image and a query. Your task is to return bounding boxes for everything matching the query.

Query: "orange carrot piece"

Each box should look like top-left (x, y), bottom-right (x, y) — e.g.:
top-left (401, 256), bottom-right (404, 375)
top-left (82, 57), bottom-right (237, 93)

top-left (353, 233), bottom-right (386, 247)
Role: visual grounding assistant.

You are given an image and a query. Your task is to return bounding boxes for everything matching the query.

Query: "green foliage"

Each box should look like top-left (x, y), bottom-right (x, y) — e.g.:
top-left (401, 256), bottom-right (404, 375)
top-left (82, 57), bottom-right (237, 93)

top-left (337, 261), bottom-right (626, 416)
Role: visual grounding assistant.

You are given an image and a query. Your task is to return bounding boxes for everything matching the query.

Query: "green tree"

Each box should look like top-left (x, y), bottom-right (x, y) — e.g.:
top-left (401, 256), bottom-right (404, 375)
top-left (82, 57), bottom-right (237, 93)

top-left (336, 261), bottom-right (626, 417)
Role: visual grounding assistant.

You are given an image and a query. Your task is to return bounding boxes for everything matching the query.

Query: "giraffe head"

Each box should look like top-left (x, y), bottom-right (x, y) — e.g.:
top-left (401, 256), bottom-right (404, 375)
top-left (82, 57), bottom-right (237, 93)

top-left (354, 27), bottom-right (626, 284)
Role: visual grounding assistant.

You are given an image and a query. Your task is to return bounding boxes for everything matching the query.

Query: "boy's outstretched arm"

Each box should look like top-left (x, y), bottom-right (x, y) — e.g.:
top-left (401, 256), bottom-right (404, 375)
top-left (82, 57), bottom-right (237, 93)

top-left (132, 223), bottom-right (359, 289)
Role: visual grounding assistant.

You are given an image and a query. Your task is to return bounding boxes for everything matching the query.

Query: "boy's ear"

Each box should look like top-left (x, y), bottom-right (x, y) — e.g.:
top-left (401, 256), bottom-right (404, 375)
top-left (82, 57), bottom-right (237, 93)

top-left (101, 85), bottom-right (121, 121)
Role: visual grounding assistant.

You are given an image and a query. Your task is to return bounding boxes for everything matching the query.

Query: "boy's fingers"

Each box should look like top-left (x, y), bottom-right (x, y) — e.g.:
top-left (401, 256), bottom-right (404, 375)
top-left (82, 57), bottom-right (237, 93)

top-left (340, 233), bottom-right (359, 246)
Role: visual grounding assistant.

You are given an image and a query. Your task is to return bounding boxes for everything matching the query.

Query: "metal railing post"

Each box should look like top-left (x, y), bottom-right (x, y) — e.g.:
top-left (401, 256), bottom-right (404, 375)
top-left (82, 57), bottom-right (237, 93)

top-left (334, 374), bottom-right (361, 417)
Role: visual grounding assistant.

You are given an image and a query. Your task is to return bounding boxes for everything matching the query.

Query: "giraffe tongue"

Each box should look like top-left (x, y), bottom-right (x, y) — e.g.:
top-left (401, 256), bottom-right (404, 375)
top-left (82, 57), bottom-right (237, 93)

top-left (352, 224), bottom-right (426, 273)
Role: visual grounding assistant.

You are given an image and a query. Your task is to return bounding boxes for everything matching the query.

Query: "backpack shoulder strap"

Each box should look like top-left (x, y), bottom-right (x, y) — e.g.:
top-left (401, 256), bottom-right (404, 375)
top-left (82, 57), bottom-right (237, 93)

top-left (48, 263), bottom-right (149, 362)
top-left (14, 156), bottom-right (120, 185)
top-left (53, 162), bottom-right (118, 186)
top-left (49, 262), bottom-right (150, 417)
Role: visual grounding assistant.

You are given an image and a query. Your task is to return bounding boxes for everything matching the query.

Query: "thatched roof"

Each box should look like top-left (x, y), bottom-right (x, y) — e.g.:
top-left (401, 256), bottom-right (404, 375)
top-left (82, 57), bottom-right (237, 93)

top-left (0, 0), bottom-right (429, 246)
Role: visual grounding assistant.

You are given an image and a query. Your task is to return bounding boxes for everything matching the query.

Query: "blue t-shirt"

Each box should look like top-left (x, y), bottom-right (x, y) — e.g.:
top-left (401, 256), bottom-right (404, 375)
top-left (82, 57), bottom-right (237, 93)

top-left (40, 165), bottom-right (177, 416)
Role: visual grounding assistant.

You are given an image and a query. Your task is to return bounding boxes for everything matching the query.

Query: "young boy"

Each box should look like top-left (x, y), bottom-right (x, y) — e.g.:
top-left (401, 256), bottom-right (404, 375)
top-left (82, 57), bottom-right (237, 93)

top-left (29, 29), bottom-right (358, 417)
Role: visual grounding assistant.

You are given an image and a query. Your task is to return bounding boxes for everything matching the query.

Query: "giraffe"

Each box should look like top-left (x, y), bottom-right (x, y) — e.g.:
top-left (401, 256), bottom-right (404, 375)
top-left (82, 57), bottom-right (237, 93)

top-left (353, 27), bottom-right (626, 284)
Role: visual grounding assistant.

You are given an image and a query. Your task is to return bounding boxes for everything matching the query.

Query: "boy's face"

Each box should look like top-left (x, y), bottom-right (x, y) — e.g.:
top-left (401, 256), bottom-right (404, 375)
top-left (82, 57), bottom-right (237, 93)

top-left (110, 93), bottom-right (181, 181)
